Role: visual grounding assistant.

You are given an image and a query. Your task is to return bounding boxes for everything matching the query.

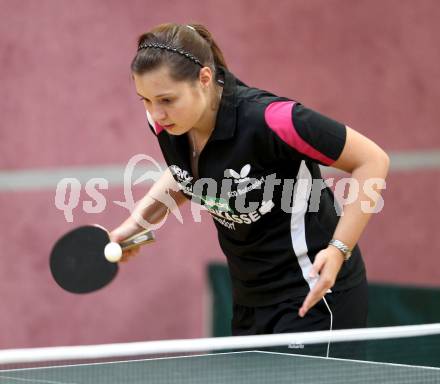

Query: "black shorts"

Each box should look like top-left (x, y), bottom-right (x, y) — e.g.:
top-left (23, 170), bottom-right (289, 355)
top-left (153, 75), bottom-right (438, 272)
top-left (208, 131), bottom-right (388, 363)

top-left (231, 278), bottom-right (368, 358)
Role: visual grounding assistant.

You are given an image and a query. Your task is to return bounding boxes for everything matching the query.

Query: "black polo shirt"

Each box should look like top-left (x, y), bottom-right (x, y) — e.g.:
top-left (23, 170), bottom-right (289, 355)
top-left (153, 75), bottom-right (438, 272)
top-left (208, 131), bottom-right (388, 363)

top-left (146, 67), bottom-right (366, 306)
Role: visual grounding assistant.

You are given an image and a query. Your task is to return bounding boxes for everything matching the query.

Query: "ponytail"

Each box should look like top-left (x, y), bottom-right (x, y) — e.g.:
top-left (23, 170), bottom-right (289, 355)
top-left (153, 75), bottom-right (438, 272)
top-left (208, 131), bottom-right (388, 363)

top-left (187, 24), bottom-right (228, 69)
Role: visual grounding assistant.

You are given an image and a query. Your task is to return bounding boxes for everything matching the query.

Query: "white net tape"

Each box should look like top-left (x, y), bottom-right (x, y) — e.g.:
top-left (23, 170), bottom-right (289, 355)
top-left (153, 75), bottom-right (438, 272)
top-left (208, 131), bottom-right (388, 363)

top-left (1, 323), bottom-right (440, 365)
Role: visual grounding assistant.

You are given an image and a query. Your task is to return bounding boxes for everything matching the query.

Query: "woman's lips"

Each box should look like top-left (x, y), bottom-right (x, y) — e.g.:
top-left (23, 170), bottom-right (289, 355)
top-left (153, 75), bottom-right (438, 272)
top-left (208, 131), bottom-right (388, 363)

top-left (163, 124), bottom-right (175, 129)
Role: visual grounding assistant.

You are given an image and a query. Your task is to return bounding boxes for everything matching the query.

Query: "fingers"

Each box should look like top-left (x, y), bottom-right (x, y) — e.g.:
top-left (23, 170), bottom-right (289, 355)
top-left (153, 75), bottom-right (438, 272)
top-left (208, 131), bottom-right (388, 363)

top-left (110, 219), bottom-right (144, 243)
top-left (109, 221), bottom-right (143, 263)
top-left (299, 248), bottom-right (343, 317)
top-left (119, 246), bottom-right (141, 263)
top-left (299, 279), bottom-right (331, 318)
top-left (105, 217), bottom-right (147, 264)
top-left (110, 227), bottom-right (134, 243)
top-left (299, 256), bottom-right (327, 316)
top-left (309, 253), bottom-right (326, 278)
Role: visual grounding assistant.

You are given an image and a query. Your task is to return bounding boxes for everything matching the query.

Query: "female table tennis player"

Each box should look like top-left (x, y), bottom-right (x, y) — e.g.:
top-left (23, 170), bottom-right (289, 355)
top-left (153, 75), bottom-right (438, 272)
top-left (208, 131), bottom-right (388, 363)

top-left (110, 23), bottom-right (389, 343)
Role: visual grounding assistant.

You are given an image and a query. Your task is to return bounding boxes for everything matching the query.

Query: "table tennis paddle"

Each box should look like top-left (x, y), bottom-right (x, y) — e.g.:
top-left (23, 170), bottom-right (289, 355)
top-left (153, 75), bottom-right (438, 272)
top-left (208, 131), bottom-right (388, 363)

top-left (49, 225), bottom-right (155, 294)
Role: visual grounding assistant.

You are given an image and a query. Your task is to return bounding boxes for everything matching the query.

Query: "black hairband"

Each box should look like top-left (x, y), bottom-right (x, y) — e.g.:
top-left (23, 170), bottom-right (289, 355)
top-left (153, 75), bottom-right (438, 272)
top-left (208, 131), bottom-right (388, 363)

top-left (137, 42), bottom-right (203, 68)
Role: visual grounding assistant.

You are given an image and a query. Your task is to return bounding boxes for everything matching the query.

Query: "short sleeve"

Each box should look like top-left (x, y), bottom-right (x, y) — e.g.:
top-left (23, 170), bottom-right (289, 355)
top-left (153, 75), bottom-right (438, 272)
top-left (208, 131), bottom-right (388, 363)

top-left (264, 101), bottom-right (346, 166)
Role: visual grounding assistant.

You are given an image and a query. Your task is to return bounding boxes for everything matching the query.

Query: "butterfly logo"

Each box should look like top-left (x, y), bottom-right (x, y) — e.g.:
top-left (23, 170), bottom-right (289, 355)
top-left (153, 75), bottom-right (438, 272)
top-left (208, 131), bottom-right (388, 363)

top-left (225, 164), bottom-right (251, 184)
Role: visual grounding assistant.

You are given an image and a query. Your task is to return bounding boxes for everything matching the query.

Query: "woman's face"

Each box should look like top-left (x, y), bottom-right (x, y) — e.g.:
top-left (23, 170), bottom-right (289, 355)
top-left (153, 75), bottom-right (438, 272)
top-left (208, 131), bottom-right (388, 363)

top-left (133, 66), bottom-right (210, 135)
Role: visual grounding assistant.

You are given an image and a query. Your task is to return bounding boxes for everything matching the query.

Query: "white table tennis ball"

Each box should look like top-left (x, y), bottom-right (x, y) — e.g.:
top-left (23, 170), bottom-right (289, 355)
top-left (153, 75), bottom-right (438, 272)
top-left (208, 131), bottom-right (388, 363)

top-left (104, 242), bottom-right (122, 263)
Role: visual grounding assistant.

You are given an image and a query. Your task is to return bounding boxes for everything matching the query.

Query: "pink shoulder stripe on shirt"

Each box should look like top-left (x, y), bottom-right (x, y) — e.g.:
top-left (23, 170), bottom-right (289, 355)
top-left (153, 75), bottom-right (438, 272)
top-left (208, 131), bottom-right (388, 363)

top-left (264, 101), bottom-right (334, 166)
top-left (146, 111), bottom-right (164, 134)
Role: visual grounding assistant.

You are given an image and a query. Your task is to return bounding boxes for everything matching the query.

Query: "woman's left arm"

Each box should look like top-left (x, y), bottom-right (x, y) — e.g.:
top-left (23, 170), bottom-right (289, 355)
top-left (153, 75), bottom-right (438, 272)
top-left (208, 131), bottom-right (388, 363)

top-left (299, 126), bottom-right (390, 317)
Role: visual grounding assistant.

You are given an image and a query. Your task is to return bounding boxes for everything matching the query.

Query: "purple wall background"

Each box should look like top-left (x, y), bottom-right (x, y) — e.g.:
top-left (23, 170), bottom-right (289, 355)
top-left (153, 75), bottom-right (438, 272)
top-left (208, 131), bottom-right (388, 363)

top-left (1, 0), bottom-right (439, 348)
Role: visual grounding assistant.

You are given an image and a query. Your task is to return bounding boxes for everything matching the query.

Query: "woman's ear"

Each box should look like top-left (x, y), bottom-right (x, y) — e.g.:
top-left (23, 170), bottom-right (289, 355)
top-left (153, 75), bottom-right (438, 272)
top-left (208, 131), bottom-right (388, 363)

top-left (199, 67), bottom-right (213, 88)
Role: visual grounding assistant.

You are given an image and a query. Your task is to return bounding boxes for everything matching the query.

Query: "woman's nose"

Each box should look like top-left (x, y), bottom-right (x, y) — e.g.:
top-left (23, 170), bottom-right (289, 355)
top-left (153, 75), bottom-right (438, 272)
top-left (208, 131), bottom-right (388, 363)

top-left (150, 106), bottom-right (167, 121)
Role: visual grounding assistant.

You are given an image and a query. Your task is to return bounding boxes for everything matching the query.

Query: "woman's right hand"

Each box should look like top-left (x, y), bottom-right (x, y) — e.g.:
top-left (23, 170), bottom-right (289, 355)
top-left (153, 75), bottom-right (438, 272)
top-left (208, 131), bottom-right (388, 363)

top-left (109, 219), bottom-right (146, 263)
top-left (107, 168), bottom-right (187, 263)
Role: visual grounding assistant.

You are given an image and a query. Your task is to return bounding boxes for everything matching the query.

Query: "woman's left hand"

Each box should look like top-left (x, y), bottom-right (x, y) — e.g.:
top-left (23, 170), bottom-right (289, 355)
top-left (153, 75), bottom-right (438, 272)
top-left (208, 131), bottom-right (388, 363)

top-left (298, 246), bottom-right (345, 317)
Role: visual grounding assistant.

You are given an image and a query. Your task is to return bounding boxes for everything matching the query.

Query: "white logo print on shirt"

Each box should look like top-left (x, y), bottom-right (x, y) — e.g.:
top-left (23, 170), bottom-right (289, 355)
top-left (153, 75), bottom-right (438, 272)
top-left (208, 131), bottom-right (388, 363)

top-left (225, 164), bottom-right (251, 184)
top-left (225, 164), bottom-right (267, 197)
top-left (170, 165), bottom-right (193, 183)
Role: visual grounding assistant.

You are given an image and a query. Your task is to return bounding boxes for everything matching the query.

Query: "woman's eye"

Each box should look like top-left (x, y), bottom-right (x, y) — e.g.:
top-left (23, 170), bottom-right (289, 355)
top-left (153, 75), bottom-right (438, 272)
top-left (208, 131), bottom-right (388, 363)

top-left (139, 97), bottom-right (173, 105)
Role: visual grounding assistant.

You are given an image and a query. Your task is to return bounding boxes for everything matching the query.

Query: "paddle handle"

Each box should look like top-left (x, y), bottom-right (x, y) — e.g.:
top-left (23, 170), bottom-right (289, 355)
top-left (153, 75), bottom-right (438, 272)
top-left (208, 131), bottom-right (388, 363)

top-left (119, 230), bottom-right (155, 251)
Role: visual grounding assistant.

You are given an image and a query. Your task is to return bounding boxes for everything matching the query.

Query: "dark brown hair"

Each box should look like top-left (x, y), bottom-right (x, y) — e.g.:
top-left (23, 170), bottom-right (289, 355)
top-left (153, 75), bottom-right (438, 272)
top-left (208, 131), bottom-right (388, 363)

top-left (131, 23), bottom-right (227, 82)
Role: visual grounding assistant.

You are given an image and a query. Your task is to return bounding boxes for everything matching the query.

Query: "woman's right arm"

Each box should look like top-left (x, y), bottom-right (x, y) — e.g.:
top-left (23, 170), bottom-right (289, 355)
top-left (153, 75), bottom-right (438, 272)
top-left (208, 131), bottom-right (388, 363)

top-left (110, 167), bottom-right (188, 260)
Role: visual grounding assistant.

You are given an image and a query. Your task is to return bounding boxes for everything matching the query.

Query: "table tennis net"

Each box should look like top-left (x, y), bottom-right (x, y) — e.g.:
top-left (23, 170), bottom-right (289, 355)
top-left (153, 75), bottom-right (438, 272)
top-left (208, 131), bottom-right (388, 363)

top-left (1, 323), bottom-right (440, 383)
